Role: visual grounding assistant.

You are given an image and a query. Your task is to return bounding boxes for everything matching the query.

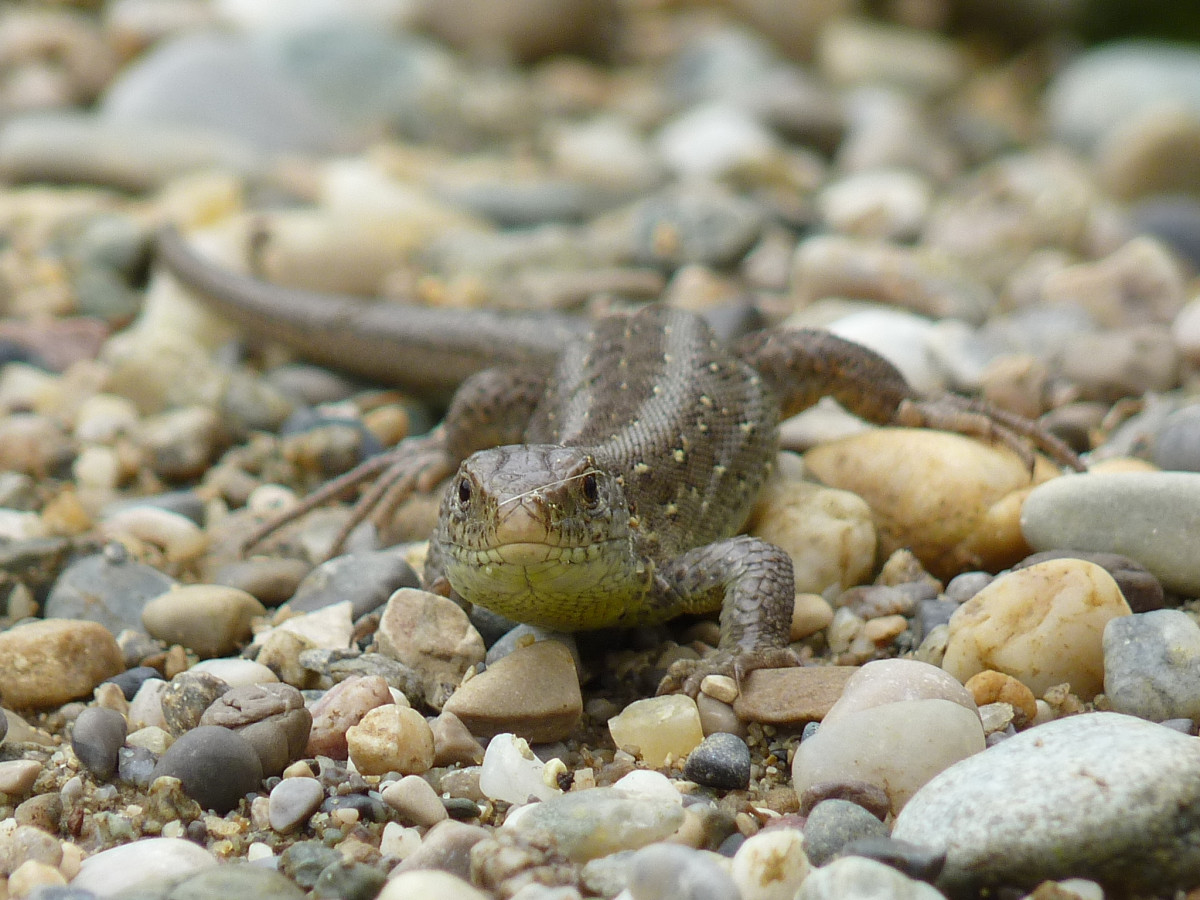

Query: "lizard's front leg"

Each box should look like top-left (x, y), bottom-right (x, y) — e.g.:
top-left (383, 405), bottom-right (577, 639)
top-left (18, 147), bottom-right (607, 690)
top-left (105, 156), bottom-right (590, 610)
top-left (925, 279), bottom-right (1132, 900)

top-left (652, 535), bottom-right (799, 696)
top-left (244, 365), bottom-right (548, 556)
top-left (738, 328), bottom-right (1085, 471)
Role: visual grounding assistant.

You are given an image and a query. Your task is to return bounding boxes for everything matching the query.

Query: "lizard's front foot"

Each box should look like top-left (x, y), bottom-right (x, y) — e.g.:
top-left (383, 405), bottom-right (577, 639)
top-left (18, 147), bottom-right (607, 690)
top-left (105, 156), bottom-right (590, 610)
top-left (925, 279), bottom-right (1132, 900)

top-left (657, 645), bottom-right (801, 697)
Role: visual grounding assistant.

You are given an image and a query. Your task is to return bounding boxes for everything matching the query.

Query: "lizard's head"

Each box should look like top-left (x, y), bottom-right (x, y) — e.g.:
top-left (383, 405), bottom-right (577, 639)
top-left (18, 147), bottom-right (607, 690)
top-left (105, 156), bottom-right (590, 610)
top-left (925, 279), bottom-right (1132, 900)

top-left (435, 444), bottom-right (653, 631)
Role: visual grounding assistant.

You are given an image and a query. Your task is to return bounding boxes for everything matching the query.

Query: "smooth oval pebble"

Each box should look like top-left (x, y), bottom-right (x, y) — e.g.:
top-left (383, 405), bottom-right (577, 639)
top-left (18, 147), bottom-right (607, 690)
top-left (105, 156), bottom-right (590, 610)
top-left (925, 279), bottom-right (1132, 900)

top-left (792, 699), bottom-right (984, 815)
top-left (377, 869), bottom-right (488, 900)
top-left (607, 694), bottom-right (704, 768)
top-left (381, 774), bottom-right (448, 827)
top-left (942, 559), bottom-right (1131, 700)
top-left (821, 658), bottom-right (978, 726)
top-left (893, 712), bottom-right (1200, 895)
top-left (0, 619), bottom-right (124, 709)
top-left (150, 725), bottom-right (263, 813)
top-left (627, 843), bottom-right (740, 900)
top-left (70, 707), bottom-right (128, 780)
top-left (1021, 472), bottom-right (1200, 595)
top-left (796, 854), bottom-right (944, 900)
top-left (71, 837), bottom-right (216, 895)
top-left (682, 731), bottom-right (751, 791)
top-left (142, 584), bottom-right (266, 659)
top-left (730, 827), bottom-right (810, 900)
top-left (268, 776), bottom-right (325, 834)
top-left (802, 799), bottom-right (889, 867)
top-left (504, 787), bottom-right (684, 863)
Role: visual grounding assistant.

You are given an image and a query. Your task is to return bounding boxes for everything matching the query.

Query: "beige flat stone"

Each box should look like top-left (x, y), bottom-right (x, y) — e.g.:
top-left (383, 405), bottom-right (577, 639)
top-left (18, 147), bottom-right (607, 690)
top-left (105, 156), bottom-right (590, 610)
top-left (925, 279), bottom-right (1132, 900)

top-left (443, 640), bottom-right (581, 743)
top-left (733, 666), bottom-right (858, 724)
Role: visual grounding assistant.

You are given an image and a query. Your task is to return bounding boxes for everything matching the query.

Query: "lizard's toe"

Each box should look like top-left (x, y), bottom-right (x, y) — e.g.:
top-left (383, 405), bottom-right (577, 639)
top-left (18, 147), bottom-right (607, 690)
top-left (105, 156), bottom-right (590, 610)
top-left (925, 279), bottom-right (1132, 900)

top-left (657, 646), bottom-right (800, 697)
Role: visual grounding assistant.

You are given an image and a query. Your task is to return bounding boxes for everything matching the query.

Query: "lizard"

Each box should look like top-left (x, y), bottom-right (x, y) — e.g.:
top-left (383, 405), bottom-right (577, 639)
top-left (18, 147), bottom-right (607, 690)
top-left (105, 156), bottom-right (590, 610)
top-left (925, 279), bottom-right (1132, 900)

top-left (156, 225), bottom-right (1085, 694)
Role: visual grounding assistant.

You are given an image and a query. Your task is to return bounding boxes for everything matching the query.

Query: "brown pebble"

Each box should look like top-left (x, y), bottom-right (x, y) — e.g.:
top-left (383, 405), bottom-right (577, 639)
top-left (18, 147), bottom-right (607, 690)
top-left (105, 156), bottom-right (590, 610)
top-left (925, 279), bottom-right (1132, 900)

top-left (798, 779), bottom-right (892, 820)
top-left (441, 640), bottom-right (582, 743)
top-left (733, 666), bottom-right (858, 725)
top-left (306, 675), bottom-right (394, 760)
top-left (430, 710), bottom-right (485, 767)
top-left (964, 670), bottom-right (1038, 726)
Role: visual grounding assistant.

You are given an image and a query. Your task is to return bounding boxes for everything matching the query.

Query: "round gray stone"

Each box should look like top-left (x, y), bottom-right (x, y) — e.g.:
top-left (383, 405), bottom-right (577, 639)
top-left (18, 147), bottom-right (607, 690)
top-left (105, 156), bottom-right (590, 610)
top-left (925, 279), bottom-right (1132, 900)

top-left (269, 776), bottom-right (325, 834)
top-left (150, 725), bottom-right (263, 814)
top-left (683, 732), bottom-right (751, 791)
top-left (71, 707), bottom-right (127, 780)
top-left (627, 843), bottom-right (739, 900)
top-left (892, 712), bottom-right (1200, 895)
top-left (167, 863), bottom-right (305, 900)
top-left (802, 799), bottom-right (889, 867)
top-left (1104, 609), bottom-right (1200, 721)
top-left (1020, 472), bottom-right (1200, 595)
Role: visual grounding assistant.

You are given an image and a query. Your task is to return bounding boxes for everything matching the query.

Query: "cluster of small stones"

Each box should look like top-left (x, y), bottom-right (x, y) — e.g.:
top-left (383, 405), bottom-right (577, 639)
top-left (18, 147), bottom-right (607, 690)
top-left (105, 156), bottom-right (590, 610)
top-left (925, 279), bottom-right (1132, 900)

top-left (3, 0), bottom-right (1200, 899)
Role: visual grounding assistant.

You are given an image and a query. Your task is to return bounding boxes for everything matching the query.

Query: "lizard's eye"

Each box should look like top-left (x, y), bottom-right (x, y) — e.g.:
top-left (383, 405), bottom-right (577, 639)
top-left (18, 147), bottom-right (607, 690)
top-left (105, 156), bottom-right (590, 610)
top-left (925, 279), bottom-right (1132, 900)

top-left (581, 473), bottom-right (599, 506)
top-left (457, 478), bottom-right (471, 505)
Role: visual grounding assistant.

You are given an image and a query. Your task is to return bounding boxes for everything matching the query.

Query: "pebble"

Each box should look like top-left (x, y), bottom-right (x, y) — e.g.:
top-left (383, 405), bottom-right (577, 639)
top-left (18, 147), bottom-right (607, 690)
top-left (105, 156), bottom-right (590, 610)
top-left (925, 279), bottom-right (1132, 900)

top-left (377, 869), bottom-right (488, 900)
top-left (821, 659), bottom-right (978, 726)
top-left (942, 558), bottom-right (1131, 700)
top-left (607, 694), bottom-right (704, 768)
top-left (1022, 472), bottom-right (1200, 597)
top-left (381, 774), bottom-right (449, 828)
top-left (893, 712), bottom-right (1200, 895)
top-left (198, 682), bottom-right (312, 777)
top-left (1103, 609), bottom-right (1200, 722)
top-left (268, 776), bottom-right (325, 834)
top-left (211, 557), bottom-right (311, 608)
top-left (287, 550), bottom-right (419, 619)
top-left (0, 761), bottom-right (43, 797)
top-left (43, 547), bottom-right (176, 635)
top-left (0, 619), bottom-right (123, 709)
top-left (142, 584), bottom-right (266, 659)
top-left (817, 169), bottom-right (931, 241)
top-left (654, 102), bottom-right (778, 179)
top-left (963, 671), bottom-right (1037, 726)
top-left (729, 827), bottom-right (809, 900)
top-left (792, 698), bottom-right (984, 815)
top-left (748, 479), bottom-right (876, 595)
top-left (70, 837), bottom-right (216, 896)
top-left (306, 675), bottom-right (393, 760)
top-left (189, 658), bottom-right (279, 687)
top-left (804, 429), bottom-right (1051, 578)
top-left (802, 798), bottom-right (889, 867)
top-left (732, 666), bottom-right (857, 724)
top-left (374, 588), bottom-right (485, 709)
top-left (614, 183), bottom-right (765, 269)
top-left (1013, 549), bottom-right (1165, 613)
top-left (796, 855), bottom-right (943, 900)
top-left (626, 843), bottom-right (739, 900)
top-left (70, 707), bottom-right (127, 780)
top-left (345, 704), bottom-right (434, 776)
top-left (503, 787), bottom-right (685, 863)
top-left (160, 671), bottom-right (229, 735)
top-left (441, 639), bottom-right (581, 743)
top-left (682, 732), bottom-right (751, 791)
top-left (389, 819), bottom-right (488, 880)
top-left (150, 724), bottom-right (264, 813)
top-left (478, 733), bottom-right (561, 805)
top-left (1152, 402), bottom-right (1200, 472)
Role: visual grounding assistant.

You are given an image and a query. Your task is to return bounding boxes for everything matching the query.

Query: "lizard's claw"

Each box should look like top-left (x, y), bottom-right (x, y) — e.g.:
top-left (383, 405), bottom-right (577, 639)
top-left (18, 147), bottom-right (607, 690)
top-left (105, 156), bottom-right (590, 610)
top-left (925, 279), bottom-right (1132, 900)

top-left (657, 646), bottom-right (801, 698)
top-left (895, 396), bottom-right (1086, 474)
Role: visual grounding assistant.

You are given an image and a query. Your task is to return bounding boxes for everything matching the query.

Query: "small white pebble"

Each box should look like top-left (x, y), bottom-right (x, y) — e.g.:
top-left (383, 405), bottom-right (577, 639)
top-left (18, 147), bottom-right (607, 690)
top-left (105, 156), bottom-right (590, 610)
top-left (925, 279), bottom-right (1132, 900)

top-left (246, 842), bottom-right (274, 862)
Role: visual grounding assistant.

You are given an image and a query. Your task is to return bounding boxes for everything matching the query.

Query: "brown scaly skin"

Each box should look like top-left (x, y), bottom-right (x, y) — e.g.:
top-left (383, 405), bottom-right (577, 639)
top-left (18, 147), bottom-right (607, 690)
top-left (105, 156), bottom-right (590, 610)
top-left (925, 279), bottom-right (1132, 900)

top-left (157, 227), bottom-right (1085, 695)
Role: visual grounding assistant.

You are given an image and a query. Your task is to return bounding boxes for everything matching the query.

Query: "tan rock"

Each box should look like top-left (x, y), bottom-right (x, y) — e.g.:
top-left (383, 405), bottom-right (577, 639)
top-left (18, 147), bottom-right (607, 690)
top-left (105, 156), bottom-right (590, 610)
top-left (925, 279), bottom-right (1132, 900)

top-left (805, 429), bottom-right (1058, 577)
top-left (142, 585), bottom-right (266, 659)
top-left (964, 670), bottom-right (1038, 726)
top-left (791, 593), bottom-right (835, 640)
top-left (733, 666), bottom-right (858, 724)
top-left (375, 588), bottom-right (485, 709)
top-left (942, 559), bottom-right (1131, 700)
top-left (442, 640), bottom-right (581, 743)
top-left (822, 658), bottom-right (977, 727)
top-left (0, 619), bottom-right (123, 709)
top-left (749, 479), bottom-right (876, 594)
top-left (346, 704), bottom-right (434, 776)
top-left (307, 675), bottom-right (395, 760)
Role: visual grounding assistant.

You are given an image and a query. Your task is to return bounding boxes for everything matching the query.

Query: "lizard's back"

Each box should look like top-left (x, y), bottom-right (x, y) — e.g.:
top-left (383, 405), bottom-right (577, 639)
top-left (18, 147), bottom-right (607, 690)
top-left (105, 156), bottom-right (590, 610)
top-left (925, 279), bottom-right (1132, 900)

top-left (524, 306), bottom-right (779, 561)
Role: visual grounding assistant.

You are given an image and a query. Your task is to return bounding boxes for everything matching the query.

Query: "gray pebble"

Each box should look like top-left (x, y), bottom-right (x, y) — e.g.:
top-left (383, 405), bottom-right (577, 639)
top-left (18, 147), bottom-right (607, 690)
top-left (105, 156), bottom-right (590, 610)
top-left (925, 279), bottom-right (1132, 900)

top-left (626, 843), bottom-right (739, 900)
top-left (117, 745), bottom-right (157, 788)
top-left (212, 558), bottom-right (312, 608)
top-left (322, 793), bottom-right (391, 823)
top-left (620, 184), bottom-right (764, 268)
top-left (268, 776), bottom-right (325, 834)
top-left (390, 820), bottom-right (488, 880)
top-left (0, 709), bottom-right (7, 744)
top-left (105, 666), bottom-right (164, 701)
top-left (199, 682), bottom-right (311, 777)
top-left (279, 841), bottom-right (346, 889)
top-left (836, 835), bottom-right (944, 882)
top-left (892, 712), bottom-right (1200, 895)
top-left (1104, 610), bottom-right (1200, 721)
top-left (683, 732), bottom-right (751, 791)
top-left (1153, 403), bottom-right (1200, 472)
top-left (44, 546), bottom-right (176, 634)
top-left (150, 725), bottom-right (263, 814)
top-left (71, 706), bottom-right (127, 780)
top-left (311, 859), bottom-right (387, 900)
top-left (288, 549), bottom-right (420, 619)
top-left (803, 799), bottom-right (889, 867)
top-left (1021, 471), bottom-right (1200, 595)
top-left (165, 863), bottom-right (305, 900)
top-left (912, 599), bottom-right (959, 642)
top-left (24, 889), bottom-right (100, 900)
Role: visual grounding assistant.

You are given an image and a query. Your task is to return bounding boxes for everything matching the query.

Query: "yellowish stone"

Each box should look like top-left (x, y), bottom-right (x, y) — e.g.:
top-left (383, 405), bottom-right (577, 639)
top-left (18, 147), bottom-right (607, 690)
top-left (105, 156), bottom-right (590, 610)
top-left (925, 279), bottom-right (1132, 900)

top-left (608, 695), bottom-right (703, 767)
